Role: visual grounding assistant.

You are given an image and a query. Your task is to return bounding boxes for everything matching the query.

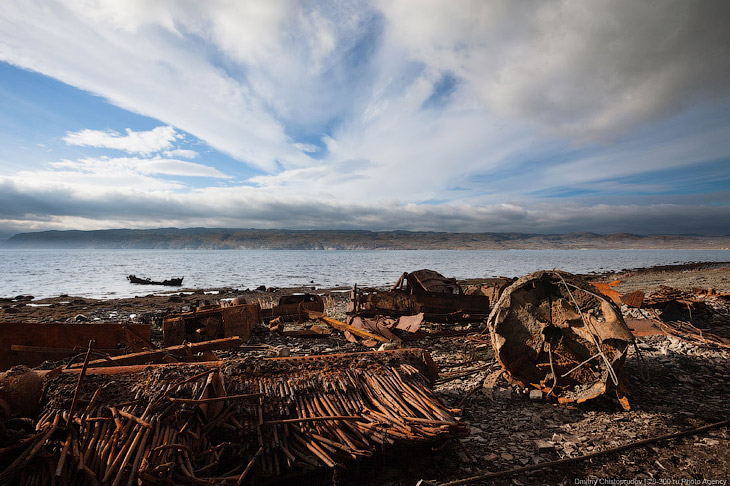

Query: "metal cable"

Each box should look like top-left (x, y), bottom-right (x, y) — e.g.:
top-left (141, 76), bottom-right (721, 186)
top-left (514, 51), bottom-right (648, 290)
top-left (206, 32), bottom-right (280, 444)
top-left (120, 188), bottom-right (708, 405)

top-left (554, 271), bottom-right (619, 386)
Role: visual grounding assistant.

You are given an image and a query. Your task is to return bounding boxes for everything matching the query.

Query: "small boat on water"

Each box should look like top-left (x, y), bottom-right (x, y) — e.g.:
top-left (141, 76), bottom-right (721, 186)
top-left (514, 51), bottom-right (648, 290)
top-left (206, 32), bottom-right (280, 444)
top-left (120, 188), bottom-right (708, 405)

top-left (127, 275), bottom-right (184, 286)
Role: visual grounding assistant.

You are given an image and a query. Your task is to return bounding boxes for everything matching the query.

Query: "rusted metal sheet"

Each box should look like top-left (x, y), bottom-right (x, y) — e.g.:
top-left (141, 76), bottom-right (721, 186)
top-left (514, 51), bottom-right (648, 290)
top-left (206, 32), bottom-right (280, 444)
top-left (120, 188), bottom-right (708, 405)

top-left (621, 290), bottom-right (645, 308)
top-left (407, 269), bottom-right (461, 294)
top-left (351, 269), bottom-right (492, 322)
top-left (395, 313), bottom-right (424, 332)
top-left (464, 277), bottom-right (516, 303)
top-left (162, 303), bottom-right (260, 346)
top-left (591, 281), bottom-right (622, 305)
top-left (0, 322), bottom-right (151, 371)
top-left (488, 270), bottom-right (633, 404)
top-left (304, 310), bottom-right (391, 346)
top-left (643, 285), bottom-right (710, 321)
top-left (261, 293), bottom-right (324, 322)
top-left (625, 317), bottom-right (665, 337)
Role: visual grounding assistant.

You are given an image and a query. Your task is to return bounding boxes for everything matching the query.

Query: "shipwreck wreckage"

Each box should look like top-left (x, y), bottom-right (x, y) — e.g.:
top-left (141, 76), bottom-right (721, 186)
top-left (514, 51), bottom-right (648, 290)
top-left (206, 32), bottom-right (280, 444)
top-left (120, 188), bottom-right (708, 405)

top-left (0, 268), bottom-right (657, 484)
top-left (487, 270), bottom-right (634, 405)
top-left (128, 275), bottom-right (184, 287)
top-left (349, 269), bottom-right (510, 322)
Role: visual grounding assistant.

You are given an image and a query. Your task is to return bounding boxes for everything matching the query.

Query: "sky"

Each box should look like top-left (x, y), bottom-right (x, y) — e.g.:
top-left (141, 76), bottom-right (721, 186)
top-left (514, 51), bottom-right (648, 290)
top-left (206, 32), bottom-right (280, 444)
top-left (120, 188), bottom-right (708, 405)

top-left (0, 0), bottom-right (729, 239)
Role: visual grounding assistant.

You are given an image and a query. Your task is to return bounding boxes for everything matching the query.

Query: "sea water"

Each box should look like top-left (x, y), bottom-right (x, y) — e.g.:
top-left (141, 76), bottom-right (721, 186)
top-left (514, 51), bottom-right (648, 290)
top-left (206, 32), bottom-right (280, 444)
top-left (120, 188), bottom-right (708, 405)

top-left (1, 249), bottom-right (729, 299)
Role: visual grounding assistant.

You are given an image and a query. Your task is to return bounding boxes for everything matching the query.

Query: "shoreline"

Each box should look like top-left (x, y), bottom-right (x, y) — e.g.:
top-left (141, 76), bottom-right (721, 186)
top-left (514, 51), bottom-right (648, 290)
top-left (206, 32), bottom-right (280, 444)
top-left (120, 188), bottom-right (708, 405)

top-left (3, 261), bottom-right (729, 323)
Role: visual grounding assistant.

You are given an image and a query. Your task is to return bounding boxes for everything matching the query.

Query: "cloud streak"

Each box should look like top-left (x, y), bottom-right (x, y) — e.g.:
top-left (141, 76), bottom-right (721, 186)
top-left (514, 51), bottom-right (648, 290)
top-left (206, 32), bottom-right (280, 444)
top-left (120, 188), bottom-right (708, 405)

top-left (1, 177), bottom-right (730, 237)
top-left (63, 126), bottom-right (179, 155)
top-left (0, 1), bottom-right (729, 237)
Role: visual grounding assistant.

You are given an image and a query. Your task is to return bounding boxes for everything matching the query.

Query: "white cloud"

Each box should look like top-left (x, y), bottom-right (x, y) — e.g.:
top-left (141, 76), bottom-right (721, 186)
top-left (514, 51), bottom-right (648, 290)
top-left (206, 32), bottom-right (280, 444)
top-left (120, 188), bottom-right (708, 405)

top-left (0, 1), bottom-right (310, 171)
top-left (293, 143), bottom-right (320, 153)
top-left (6, 155), bottom-right (229, 201)
top-left (3, 0), bottom-right (728, 167)
top-left (376, 0), bottom-right (730, 140)
top-left (53, 156), bottom-right (229, 180)
top-left (164, 149), bottom-right (199, 159)
top-left (2, 175), bottom-right (730, 236)
top-left (0, 1), bottom-right (729, 236)
top-left (63, 126), bottom-right (178, 155)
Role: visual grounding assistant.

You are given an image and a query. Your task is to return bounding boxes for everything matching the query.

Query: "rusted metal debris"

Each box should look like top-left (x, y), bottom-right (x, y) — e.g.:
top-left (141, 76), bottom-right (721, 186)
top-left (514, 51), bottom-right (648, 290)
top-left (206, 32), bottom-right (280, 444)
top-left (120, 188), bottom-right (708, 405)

top-left (621, 290), bottom-right (645, 308)
top-left (0, 349), bottom-right (463, 485)
top-left (643, 285), bottom-right (711, 321)
top-left (162, 303), bottom-right (260, 346)
top-left (590, 281), bottom-right (622, 306)
top-left (0, 365), bottom-right (45, 420)
top-left (463, 277), bottom-right (516, 304)
top-left (624, 317), bottom-right (665, 337)
top-left (299, 310), bottom-right (424, 347)
top-left (261, 293), bottom-right (324, 323)
top-left (654, 319), bottom-right (730, 349)
top-left (0, 323), bottom-right (151, 371)
top-left (304, 311), bottom-right (391, 347)
top-left (488, 270), bottom-right (634, 404)
top-left (350, 269), bottom-right (495, 322)
top-left (127, 275), bottom-right (183, 286)
top-left (67, 336), bottom-right (244, 369)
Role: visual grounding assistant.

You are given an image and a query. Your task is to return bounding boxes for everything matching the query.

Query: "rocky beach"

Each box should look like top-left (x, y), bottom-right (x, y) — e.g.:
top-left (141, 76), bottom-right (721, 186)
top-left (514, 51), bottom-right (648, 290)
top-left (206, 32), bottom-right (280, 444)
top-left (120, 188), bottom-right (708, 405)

top-left (1, 262), bottom-right (729, 485)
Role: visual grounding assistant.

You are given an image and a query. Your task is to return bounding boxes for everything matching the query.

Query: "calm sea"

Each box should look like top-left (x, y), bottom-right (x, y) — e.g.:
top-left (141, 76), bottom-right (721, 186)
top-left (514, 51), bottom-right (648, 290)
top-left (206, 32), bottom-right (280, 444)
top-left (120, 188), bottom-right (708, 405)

top-left (1, 249), bottom-right (729, 299)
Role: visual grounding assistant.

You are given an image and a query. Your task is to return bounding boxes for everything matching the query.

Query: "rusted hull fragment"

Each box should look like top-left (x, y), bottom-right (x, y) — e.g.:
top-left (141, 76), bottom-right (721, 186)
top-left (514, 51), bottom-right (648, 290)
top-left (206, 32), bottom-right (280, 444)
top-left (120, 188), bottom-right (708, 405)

top-left (0, 322), bottom-right (151, 371)
top-left (162, 303), bottom-right (259, 346)
top-left (644, 285), bottom-right (711, 321)
top-left (488, 270), bottom-right (633, 404)
top-left (350, 269), bottom-right (493, 322)
top-left (261, 293), bottom-right (324, 323)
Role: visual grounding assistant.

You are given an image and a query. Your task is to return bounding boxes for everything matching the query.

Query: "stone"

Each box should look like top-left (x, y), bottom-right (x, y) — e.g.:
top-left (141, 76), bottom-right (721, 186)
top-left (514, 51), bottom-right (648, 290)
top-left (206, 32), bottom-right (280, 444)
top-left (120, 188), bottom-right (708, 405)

top-left (494, 388), bottom-right (512, 400)
top-left (529, 389), bottom-right (543, 400)
top-left (533, 439), bottom-right (555, 453)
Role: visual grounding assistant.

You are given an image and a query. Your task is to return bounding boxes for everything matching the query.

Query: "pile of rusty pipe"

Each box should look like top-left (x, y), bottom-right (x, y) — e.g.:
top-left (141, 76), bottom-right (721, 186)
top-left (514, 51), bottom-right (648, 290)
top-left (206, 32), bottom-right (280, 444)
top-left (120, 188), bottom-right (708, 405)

top-left (0, 349), bottom-right (461, 485)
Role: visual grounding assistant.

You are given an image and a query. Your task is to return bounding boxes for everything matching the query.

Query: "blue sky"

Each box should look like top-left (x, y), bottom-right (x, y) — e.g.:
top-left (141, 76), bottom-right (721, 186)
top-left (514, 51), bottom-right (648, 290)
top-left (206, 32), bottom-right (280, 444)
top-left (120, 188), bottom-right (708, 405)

top-left (0, 0), bottom-right (729, 238)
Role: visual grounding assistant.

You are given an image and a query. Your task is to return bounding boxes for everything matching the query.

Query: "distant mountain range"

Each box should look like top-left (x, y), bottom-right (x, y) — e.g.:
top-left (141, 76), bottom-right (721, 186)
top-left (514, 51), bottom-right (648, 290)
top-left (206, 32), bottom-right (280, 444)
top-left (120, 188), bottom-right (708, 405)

top-left (3, 228), bottom-right (730, 250)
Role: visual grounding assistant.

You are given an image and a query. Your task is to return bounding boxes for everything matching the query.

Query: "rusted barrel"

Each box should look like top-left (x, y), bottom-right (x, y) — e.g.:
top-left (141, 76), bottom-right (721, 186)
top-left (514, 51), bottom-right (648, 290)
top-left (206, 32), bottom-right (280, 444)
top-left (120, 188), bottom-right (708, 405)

top-left (488, 270), bottom-right (633, 403)
top-left (0, 366), bottom-right (44, 418)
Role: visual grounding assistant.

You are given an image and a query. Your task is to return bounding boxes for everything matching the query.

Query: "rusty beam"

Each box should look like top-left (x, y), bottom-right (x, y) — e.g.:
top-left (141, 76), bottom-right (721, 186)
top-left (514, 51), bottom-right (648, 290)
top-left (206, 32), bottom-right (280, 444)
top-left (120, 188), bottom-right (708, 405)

top-left (303, 310), bottom-right (390, 343)
top-left (68, 337), bottom-right (243, 368)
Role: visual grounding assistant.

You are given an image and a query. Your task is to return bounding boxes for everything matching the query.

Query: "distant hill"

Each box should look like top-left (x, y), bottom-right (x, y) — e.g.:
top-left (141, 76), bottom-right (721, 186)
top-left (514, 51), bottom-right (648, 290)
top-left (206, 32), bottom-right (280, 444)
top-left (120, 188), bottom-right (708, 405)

top-left (3, 228), bottom-right (730, 250)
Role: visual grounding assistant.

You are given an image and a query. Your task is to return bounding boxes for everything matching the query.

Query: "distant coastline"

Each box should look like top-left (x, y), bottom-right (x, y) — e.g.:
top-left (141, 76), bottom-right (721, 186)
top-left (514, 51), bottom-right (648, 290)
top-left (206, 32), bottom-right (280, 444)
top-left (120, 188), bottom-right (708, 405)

top-left (3, 228), bottom-right (730, 250)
